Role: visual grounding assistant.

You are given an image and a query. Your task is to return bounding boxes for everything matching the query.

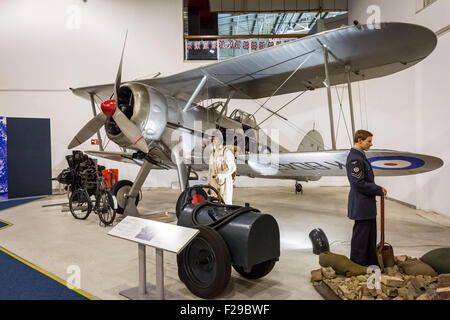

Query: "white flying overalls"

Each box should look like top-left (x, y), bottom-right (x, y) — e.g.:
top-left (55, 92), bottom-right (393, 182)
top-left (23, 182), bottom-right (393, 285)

top-left (208, 145), bottom-right (236, 205)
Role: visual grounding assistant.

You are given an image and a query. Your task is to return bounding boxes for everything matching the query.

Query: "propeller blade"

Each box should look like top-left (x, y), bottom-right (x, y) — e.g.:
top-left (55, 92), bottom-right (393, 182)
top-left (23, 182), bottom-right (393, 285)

top-left (113, 30), bottom-right (128, 100)
top-left (112, 108), bottom-right (149, 153)
top-left (68, 113), bottom-right (107, 149)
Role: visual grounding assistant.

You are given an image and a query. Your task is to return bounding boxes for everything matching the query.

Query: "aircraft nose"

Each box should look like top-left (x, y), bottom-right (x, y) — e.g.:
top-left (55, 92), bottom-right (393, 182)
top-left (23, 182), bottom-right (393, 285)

top-left (101, 99), bottom-right (116, 117)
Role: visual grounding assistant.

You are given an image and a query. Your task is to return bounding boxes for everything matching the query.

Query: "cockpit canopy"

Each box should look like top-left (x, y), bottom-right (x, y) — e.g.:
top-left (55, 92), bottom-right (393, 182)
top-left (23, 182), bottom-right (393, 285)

top-left (229, 109), bottom-right (257, 129)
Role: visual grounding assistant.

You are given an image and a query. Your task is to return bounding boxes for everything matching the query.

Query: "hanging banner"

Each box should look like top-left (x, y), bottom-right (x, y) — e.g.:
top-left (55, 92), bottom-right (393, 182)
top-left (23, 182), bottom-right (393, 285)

top-left (251, 41), bottom-right (257, 50)
top-left (202, 41), bottom-right (209, 50)
top-left (259, 41), bottom-right (265, 49)
top-left (243, 41), bottom-right (249, 49)
top-left (235, 40), bottom-right (241, 49)
top-left (227, 39), bottom-right (233, 48)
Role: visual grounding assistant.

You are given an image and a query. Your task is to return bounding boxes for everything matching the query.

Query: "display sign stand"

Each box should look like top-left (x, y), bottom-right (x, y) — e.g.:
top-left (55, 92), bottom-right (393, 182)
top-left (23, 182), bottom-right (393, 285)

top-left (108, 216), bottom-right (199, 300)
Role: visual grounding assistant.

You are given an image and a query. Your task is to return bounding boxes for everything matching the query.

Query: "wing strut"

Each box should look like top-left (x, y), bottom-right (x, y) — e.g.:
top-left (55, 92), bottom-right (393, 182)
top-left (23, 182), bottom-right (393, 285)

top-left (183, 75), bottom-right (208, 112)
top-left (322, 45), bottom-right (336, 150)
top-left (345, 65), bottom-right (356, 138)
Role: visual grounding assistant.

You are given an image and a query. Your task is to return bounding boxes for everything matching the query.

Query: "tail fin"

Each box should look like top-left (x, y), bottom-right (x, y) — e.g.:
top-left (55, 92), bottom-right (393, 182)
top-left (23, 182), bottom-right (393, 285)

top-left (297, 130), bottom-right (324, 152)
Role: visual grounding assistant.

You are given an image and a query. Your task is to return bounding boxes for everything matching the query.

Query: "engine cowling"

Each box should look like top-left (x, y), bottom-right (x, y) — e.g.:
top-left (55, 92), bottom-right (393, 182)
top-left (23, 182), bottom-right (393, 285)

top-left (105, 82), bottom-right (167, 150)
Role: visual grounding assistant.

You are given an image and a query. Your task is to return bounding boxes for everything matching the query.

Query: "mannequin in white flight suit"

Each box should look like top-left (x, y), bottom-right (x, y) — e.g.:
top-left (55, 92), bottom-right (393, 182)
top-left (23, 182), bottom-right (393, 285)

top-left (208, 136), bottom-right (236, 205)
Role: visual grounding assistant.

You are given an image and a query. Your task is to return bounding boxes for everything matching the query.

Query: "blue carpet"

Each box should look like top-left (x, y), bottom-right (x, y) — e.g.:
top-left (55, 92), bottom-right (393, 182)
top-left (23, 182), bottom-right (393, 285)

top-left (0, 247), bottom-right (93, 300)
top-left (0, 197), bottom-right (43, 211)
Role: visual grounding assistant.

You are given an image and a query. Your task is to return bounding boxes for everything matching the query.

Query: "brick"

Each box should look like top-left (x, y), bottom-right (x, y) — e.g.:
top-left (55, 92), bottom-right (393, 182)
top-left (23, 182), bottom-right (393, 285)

top-left (410, 277), bottom-right (426, 292)
top-left (360, 285), bottom-right (371, 297)
top-left (321, 267), bottom-right (336, 279)
top-left (397, 287), bottom-right (408, 299)
top-left (381, 275), bottom-right (404, 287)
top-left (311, 269), bottom-right (322, 282)
top-left (382, 284), bottom-right (398, 297)
top-left (416, 293), bottom-right (431, 300)
top-left (438, 274), bottom-right (450, 287)
top-left (436, 287), bottom-right (450, 300)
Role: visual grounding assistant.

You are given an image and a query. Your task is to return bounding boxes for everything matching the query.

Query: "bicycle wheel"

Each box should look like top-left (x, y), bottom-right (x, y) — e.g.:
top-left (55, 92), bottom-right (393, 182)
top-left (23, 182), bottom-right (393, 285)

top-left (69, 189), bottom-right (92, 220)
top-left (97, 190), bottom-right (116, 226)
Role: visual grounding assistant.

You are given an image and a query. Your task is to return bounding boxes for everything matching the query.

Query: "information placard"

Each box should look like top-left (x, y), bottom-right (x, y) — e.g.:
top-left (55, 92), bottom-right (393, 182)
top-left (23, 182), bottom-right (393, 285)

top-left (108, 216), bottom-right (199, 254)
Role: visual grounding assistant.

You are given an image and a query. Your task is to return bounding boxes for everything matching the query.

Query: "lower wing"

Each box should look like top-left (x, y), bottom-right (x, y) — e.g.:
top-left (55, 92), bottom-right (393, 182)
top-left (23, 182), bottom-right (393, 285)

top-left (237, 149), bottom-right (443, 179)
top-left (86, 149), bottom-right (443, 180)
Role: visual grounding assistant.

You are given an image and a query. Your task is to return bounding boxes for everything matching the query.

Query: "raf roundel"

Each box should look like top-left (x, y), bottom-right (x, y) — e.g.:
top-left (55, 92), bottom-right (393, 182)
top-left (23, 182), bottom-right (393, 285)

top-left (369, 156), bottom-right (425, 170)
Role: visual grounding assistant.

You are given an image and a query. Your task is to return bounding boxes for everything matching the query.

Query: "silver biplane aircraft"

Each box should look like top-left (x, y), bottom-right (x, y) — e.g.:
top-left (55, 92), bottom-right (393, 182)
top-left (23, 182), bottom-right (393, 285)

top-left (68, 22), bottom-right (443, 217)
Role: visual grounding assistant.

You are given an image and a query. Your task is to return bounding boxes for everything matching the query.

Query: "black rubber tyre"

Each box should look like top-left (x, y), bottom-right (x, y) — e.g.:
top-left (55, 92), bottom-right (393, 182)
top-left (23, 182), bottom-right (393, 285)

top-left (177, 225), bottom-right (231, 299)
top-left (233, 259), bottom-right (276, 280)
top-left (97, 190), bottom-right (116, 226)
top-left (295, 183), bottom-right (303, 194)
top-left (113, 180), bottom-right (139, 214)
top-left (69, 189), bottom-right (92, 220)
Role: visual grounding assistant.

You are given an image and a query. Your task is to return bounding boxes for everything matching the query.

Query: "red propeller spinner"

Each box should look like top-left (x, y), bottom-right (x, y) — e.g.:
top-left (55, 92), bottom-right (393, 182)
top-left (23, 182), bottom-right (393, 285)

top-left (101, 99), bottom-right (116, 117)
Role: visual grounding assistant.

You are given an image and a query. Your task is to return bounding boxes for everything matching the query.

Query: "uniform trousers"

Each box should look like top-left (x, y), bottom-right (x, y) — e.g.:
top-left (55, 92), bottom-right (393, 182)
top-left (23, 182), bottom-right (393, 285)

top-left (350, 219), bottom-right (379, 267)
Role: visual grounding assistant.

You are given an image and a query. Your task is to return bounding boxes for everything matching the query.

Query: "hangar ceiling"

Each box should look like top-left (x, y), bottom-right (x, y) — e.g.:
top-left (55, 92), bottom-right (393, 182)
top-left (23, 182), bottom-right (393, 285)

top-left (209, 0), bottom-right (348, 13)
top-left (218, 11), bottom-right (347, 36)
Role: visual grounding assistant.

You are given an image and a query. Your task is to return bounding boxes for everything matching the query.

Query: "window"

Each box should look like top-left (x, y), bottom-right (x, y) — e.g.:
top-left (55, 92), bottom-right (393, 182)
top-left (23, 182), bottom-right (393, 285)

top-left (183, 5), bottom-right (347, 61)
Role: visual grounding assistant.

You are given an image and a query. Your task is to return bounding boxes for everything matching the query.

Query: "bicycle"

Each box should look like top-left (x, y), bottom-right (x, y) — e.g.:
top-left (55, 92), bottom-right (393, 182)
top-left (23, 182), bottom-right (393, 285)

top-left (69, 162), bottom-right (117, 226)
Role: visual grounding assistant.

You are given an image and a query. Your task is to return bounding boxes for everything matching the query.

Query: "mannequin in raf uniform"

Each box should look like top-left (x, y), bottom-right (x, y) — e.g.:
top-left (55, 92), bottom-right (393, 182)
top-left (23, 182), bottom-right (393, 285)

top-left (346, 130), bottom-right (387, 267)
top-left (208, 136), bottom-right (236, 205)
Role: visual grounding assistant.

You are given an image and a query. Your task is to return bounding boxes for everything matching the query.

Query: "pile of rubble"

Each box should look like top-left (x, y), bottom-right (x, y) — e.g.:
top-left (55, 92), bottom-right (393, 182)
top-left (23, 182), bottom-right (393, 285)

top-left (311, 255), bottom-right (450, 300)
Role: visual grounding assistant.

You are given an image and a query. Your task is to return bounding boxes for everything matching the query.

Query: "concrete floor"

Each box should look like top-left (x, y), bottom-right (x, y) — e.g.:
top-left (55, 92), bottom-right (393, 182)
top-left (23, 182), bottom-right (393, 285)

top-left (0, 186), bottom-right (449, 300)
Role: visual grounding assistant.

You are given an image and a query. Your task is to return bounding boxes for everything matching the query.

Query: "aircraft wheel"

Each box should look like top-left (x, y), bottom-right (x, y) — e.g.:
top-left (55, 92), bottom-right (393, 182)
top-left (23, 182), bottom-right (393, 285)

top-left (233, 259), bottom-right (276, 280)
top-left (113, 180), bottom-right (139, 214)
top-left (295, 183), bottom-right (303, 195)
top-left (177, 225), bottom-right (231, 299)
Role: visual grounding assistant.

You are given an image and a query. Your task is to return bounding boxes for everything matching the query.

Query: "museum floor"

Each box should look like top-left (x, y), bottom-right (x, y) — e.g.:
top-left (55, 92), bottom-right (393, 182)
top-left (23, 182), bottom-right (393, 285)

top-left (0, 186), bottom-right (449, 300)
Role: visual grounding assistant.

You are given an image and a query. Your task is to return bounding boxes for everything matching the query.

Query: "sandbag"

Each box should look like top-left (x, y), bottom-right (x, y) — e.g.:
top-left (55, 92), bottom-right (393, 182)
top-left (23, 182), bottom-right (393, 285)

top-left (398, 259), bottom-right (437, 276)
top-left (421, 248), bottom-right (450, 274)
top-left (319, 251), bottom-right (367, 277)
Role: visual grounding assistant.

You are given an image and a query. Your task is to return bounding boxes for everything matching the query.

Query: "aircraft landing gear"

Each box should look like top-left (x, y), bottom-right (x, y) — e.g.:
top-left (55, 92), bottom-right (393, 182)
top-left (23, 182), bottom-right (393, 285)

top-left (113, 180), bottom-right (141, 214)
top-left (295, 182), bottom-right (303, 195)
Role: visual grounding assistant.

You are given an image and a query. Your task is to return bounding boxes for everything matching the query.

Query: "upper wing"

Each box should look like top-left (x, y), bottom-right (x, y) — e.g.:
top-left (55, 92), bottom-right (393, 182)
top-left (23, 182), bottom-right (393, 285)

top-left (72, 22), bottom-right (436, 102)
top-left (239, 149), bottom-right (443, 178)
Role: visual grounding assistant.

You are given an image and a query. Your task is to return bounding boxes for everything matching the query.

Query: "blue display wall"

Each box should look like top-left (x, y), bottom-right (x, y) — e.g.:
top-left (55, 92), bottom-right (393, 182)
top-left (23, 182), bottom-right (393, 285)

top-left (0, 117), bottom-right (52, 200)
top-left (0, 117), bottom-right (7, 200)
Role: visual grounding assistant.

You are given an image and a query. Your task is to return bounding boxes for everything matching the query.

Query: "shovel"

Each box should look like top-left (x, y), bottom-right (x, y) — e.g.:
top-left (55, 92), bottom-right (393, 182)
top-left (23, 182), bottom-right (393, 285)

top-left (376, 196), bottom-right (395, 270)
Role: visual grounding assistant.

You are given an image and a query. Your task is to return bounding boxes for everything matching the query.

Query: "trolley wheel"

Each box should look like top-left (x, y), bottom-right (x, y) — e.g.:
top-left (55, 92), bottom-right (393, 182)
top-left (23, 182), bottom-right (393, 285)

top-left (97, 190), bottom-right (116, 226)
top-left (295, 183), bottom-right (303, 195)
top-left (177, 225), bottom-right (231, 299)
top-left (113, 180), bottom-right (139, 214)
top-left (69, 189), bottom-right (92, 220)
top-left (233, 259), bottom-right (276, 280)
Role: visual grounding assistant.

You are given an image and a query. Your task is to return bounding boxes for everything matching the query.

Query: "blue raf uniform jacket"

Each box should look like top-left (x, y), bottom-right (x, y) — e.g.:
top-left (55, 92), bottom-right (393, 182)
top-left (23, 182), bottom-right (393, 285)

top-left (346, 148), bottom-right (384, 220)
